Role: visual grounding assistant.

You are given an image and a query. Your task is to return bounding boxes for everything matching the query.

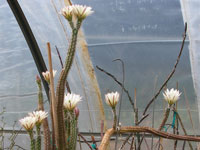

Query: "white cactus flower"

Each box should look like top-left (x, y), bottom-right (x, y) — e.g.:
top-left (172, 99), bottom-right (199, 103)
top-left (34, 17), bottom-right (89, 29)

top-left (72, 5), bottom-right (94, 19)
top-left (163, 88), bottom-right (181, 106)
top-left (19, 116), bottom-right (37, 131)
top-left (64, 93), bottom-right (82, 111)
top-left (42, 70), bottom-right (57, 84)
top-left (61, 6), bottom-right (73, 20)
top-left (105, 92), bottom-right (120, 108)
top-left (29, 110), bottom-right (48, 125)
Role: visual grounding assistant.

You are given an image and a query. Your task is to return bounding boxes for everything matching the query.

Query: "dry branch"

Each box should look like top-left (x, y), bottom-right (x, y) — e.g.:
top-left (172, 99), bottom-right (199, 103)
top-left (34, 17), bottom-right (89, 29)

top-left (96, 65), bottom-right (135, 112)
top-left (99, 125), bottom-right (200, 150)
top-left (78, 133), bottom-right (93, 150)
top-left (142, 23), bottom-right (187, 116)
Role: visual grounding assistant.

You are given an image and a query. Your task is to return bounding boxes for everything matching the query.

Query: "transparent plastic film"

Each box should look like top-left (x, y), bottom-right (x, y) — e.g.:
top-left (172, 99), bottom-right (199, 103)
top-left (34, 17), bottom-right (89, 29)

top-left (180, 0), bottom-right (200, 121)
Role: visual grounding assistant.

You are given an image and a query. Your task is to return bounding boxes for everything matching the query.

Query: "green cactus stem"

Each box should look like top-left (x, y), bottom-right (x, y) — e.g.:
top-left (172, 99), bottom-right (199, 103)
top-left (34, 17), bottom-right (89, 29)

top-left (36, 125), bottom-right (41, 150)
top-left (55, 19), bottom-right (82, 150)
top-left (68, 20), bottom-right (74, 30)
top-left (36, 76), bottom-right (52, 150)
top-left (64, 110), bottom-right (71, 149)
top-left (28, 131), bottom-right (35, 150)
top-left (68, 112), bottom-right (78, 150)
top-left (112, 108), bottom-right (117, 130)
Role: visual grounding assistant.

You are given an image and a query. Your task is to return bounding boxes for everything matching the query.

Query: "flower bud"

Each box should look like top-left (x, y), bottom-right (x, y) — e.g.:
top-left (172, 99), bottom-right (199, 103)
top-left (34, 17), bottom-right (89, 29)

top-left (42, 70), bottom-right (57, 84)
top-left (74, 107), bottom-right (80, 119)
top-left (36, 75), bottom-right (41, 85)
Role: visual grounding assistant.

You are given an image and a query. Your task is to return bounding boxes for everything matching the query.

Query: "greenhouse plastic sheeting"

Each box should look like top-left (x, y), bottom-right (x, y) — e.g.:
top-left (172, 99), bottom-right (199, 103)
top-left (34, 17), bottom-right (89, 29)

top-left (0, 0), bottom-right (105, 132)
top-left (181, 0), bottom-right (200, 123)
top-left (0, 0), bottom-right (199, 137)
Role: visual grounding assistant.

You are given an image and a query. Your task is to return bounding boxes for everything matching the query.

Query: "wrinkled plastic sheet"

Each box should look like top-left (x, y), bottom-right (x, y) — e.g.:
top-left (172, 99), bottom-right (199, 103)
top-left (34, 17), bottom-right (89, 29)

top-left (0, 0), bottom-right (103, 132)
top-left (181, 0), bottom-right (200, 123)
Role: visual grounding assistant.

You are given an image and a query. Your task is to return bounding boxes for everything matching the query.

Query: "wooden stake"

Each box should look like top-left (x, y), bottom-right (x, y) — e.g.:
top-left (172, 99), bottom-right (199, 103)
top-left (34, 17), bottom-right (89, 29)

top-left (47, 42), bottom-right (59, 148)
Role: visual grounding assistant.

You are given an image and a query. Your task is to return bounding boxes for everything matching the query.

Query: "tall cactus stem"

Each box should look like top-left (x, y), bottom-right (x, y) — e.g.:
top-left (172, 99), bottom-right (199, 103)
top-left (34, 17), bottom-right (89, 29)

top-left (36, 126), bottom-right (41, 150)
top-left (28, 131), bottom-right (35, 150)
top-left (55, 19), bottom-right (82, 150)
top-left (36, 76), bottom-right (52, 150)
top-left (69, 112), bottom-right (78, 150)
top-left (64, 110), bottom-right (71, 149)
top-left (112, 108), bottom-right (117, 130)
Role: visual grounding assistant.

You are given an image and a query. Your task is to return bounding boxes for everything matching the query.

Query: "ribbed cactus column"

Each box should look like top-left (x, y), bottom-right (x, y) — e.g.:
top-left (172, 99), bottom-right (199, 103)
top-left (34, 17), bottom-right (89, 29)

top-left (55, 20), bottom-right (81, 150)
top-left (112, 108), bottom-right (117, 130)
top-left (36, 76), bottom-right (51, 150)
top-left (28, 131), bottom-right (35, 150)
top-left (36, 125), bottom-right (41, 150)
top-left (64, 110), bottom-right (71, 149)
top-left (53, 5), bottom-right (94, 149)
top-left (68, 112), bottom-right (78, 150)
top-left (63, 94), bottom-right (81, 150)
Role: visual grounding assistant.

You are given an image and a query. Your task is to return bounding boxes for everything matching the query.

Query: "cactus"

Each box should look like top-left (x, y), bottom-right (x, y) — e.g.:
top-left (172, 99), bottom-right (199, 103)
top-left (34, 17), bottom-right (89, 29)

top-left (28, 131), bottom-right (35, 150)
top-left (67, 112), bottom-right (78, 150)
top-left (36, 125), bottom-right (41, 150)
top-left (64, 110), bottom-right (71, 149)
top-left (45, 5), bottom-right (93, 150)
top-left (36, 76), bottom-right (52, 150)
top-left (54, 18), bottom-right (82, 150)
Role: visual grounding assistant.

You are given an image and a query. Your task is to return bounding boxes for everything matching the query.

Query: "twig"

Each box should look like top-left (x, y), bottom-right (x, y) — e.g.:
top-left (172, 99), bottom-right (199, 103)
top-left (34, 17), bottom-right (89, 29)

top-left (182, 141), bottom-right (186, 150)
top-left (134, 88), bottom-right (138, 117)
top-left (137, 136), bottom-right (144, 150)
top-left (137, 114), bottom-right (149, 125)
top-left (13, 145), bottom-right (27, 150)
top-left (134, 89), bottom-right (140, 149)
top-left (78, 133), bottom-right (93, 150)
top-left (173, 125), bottom-right (178, 150)
top-left (96, 65), bottom-right (135, 112)
top-left (151, 76), bottom-right (158, 150)
top-left (130, 136), bottom-right (135, 150)
top-left (142, 23), bottom-right (187, 116)
top-left (101, 120), bottom-right (104, 141)
top-left (119, 134), bottom-right (132, 150)
top-left (157, 141), bottom-right (163, 150)
top-left (143, 134), bottom-right (150, 150)
top-left (51, 0), bottom-right (70, 42)
top-left (174, 110), bottom-right (193, 150)
top-left (184, 88), bottom-right (198, 149)
top-left (55, 46), bottom-right (64, 68)
top-left (183, 88), bottom-right (196, 136)
top-left (8, 121), bottom-right (19, 150)
top-left (113, 59), bottom-right (125, 150)
top-left (153, 138), bottom-right (160, 150)
top-left (78, 135), bottom-right (82, 150)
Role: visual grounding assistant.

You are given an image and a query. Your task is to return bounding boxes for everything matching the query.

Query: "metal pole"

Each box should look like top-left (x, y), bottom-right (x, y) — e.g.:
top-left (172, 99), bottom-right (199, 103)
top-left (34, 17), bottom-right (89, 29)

top-left (7, 0), bottom-right (50, 101)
